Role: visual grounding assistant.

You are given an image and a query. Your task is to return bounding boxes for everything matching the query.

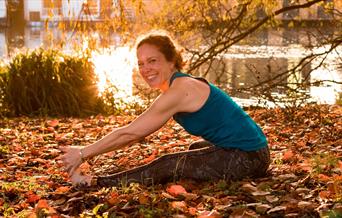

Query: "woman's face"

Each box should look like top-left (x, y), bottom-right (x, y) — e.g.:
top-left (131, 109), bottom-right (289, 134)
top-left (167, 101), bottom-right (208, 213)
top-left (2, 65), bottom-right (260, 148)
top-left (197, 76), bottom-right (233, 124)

top-left (137, 43), bottom-right (175, 91)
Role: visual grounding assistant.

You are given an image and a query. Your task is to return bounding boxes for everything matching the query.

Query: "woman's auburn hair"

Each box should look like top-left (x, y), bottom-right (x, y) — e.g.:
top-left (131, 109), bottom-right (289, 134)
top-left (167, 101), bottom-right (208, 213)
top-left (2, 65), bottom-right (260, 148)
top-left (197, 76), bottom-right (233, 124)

top-left (136, 30), bottom-right (185, 70)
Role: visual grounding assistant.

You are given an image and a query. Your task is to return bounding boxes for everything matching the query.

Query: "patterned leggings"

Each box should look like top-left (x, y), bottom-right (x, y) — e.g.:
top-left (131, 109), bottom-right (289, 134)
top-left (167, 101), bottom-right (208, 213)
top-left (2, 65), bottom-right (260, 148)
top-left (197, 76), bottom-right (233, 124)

top-left (96, 141), bottom-right (271, 187)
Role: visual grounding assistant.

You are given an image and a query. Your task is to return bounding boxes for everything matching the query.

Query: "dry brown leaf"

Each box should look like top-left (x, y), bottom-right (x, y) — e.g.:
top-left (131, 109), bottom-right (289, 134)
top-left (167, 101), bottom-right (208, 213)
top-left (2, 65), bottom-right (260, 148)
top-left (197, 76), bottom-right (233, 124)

top-left (241, 183), bottom-right (258, 192)
top-left (197, 210), bottom-right (222, 218)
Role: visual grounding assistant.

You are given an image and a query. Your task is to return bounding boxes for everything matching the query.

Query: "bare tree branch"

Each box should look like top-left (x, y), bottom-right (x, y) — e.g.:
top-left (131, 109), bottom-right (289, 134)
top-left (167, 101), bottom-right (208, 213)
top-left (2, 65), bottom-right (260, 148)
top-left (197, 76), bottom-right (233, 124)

top-left (188, 0), bottom-right (326, 72)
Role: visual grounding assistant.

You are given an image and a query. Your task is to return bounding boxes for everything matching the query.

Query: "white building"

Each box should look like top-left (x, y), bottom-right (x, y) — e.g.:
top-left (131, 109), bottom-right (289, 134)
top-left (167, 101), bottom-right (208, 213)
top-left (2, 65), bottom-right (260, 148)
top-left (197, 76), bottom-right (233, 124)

top-left (0, 31), bottom-right (6, 57)
top-left (23, 0), bottom-right (101, 26)
top-left (0, 0), bottom-right (6, 19)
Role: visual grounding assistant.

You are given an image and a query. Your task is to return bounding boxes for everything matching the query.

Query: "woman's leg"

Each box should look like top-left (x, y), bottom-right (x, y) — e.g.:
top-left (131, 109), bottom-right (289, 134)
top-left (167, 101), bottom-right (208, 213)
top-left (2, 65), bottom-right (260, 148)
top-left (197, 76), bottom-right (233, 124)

top-left (95, 146), bottom-right (270, 187)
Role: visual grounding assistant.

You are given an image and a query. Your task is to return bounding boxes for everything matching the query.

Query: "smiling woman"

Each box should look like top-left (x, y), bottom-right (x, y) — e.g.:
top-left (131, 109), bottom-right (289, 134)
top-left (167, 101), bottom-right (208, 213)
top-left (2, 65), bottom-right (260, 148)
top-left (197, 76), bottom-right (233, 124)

top-left (61, 30), bottom-right (270, 188)
top-left (91, 46), bottom-right (136, 102)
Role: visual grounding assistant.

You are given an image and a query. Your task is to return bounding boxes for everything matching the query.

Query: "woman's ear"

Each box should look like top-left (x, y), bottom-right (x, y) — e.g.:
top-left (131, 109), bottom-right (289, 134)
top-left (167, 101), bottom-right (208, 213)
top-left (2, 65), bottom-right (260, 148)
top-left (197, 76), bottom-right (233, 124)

top-left (169, 61), bottom-right (176, 72)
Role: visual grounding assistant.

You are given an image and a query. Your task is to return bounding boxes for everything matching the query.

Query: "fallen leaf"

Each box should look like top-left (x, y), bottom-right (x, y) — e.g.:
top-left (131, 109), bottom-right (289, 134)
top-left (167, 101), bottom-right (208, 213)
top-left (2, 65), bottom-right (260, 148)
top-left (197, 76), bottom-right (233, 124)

top-left (138, 193), bottom-right (150, 205)
top-left (251, 190), bottom-right (271, 196)
top-left (142, 153), bottom-right (156, 163)
top-left (198, 210), bottom-right (222, 218)
top-left (319, 190), bottom-right (332, 200)
top-left (170, 201), bottom-right (187, 213)
top-left (161, 191), bottom-right (176, 200)
top-left (47, 120), bottom-right (59, 127)
top-left (256, 204), bottom-right (272, 214)
top-left (181, 192), bottom-right (198, 201)
top-left (266, 195), bottom-right (279, 203)
top-left (26, 191), bottom-right (41, 203)
top-left (267, 206), bottom-right (286, 214)
top-left (241, 183), bottom-right (258, 192)
top-left (188, 207), bottom-right (197, 216)
top-left (107, 192), bottom-right (120, 205)
top-left (298, 201), bottom-right (312, 209)
top-left (318, 174), bottom-right (331, 182)
top-left (283, 150), bottom-right (294, 161)
top-left (167, 184), bottom-right (187, 197)
top-left (54, 186), bottom-right (70, 194)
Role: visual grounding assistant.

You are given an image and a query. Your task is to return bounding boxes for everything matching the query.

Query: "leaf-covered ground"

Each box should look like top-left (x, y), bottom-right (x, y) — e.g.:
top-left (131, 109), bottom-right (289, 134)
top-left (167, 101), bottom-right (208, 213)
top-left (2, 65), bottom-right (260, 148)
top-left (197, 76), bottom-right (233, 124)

top-left (0, 104), bottom-right (341, 217)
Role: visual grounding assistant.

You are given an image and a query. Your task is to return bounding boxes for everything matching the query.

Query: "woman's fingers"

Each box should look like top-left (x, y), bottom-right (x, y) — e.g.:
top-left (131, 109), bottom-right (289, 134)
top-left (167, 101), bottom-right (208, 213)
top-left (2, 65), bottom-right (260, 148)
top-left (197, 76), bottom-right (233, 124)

top-left (69, 165), bottom-right (78, 176)
top-left (59, 146), bottom-right (69, 154)
top-left (58, 146), bottom-right (81, 173)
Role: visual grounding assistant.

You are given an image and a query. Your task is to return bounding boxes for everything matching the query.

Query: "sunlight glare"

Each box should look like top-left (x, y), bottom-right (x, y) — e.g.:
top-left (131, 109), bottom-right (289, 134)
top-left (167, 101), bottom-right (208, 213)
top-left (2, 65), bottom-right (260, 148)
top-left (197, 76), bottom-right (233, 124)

top-left (92, 46), bottom-right (137, 103)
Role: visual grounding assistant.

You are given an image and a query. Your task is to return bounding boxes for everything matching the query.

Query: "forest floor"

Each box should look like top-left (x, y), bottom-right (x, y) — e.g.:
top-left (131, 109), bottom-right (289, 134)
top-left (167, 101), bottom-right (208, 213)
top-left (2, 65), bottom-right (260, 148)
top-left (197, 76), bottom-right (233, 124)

top-left (0, 104), bottom-right (341, 217)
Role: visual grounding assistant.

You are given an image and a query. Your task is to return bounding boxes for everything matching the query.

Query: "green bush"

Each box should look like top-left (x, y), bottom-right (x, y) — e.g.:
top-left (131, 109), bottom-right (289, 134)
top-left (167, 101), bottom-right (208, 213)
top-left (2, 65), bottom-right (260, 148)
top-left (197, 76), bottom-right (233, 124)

top-left (3, 48), bottom-right (101, 116)
top-left (0, 63), bottom-right (9, 117)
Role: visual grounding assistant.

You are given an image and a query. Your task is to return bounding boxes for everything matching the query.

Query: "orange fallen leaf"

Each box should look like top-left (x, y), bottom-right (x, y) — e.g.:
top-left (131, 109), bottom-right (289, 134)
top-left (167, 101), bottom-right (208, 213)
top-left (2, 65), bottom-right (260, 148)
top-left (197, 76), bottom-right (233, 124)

top-left (54, 186), bottom-right (70, 194)
top-left (47, 120), bottom-right (59, 127)
top-left (142, 150), bottom-right (159, 164)
top-left (30, 148), bottom-right (41, 156)
top-left (297, 140), bottom-right (306, 147)
top-left (188, 207), bottom-right (197, 216)
top-left (138, 193), bottom-right (150, 205)
top-left (166, 184), bottom-right (187, 197)
top-left (19, 201), bottom-right (30, 210)
top-left (319, 190), bottom-right (332, 200)
top-left (283, 150), bottom-right (294, 161)
top-left (35, 199), bottom-right (57, 216)
top-left (46, 127), bottom-right (55, 132)
top-left (36, 199), bottom-right (49, 209)
top-left (318, 174), bottom-right (331, 182)
top-left (142, 154), bottom-right (156, 163)
top-left (13, 144), bottom-right (24, 152)
top-left (327, 181), bottom-right (341, 194)
top-left (170, 201), bottom-right (187, 212)
top-left (26, 191), bottom-right (41, 203)
top-left (107, 191), bottom-right (120, 205)
top-left (117, 157), bottom-right (129, 165)
top-left (333, 175), bottom-right (342, 181)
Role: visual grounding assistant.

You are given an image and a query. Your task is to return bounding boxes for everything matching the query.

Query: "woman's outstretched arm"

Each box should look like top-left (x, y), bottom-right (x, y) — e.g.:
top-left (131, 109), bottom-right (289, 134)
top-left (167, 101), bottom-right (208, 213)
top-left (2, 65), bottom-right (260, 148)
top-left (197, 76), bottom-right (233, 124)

top-left (60, 82), bottom-right (190, 176)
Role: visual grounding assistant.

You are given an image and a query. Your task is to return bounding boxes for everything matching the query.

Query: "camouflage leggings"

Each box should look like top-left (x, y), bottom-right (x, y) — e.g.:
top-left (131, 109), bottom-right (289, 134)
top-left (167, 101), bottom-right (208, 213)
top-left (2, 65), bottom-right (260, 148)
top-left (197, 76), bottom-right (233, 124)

top-left (96, 141), bottom-right (271, 187)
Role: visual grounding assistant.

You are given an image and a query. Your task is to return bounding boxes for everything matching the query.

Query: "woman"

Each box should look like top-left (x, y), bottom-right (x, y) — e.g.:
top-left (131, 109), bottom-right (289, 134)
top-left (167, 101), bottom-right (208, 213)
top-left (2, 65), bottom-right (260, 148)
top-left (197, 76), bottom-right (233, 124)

top-left (61, 31), bottom-right (270, 187)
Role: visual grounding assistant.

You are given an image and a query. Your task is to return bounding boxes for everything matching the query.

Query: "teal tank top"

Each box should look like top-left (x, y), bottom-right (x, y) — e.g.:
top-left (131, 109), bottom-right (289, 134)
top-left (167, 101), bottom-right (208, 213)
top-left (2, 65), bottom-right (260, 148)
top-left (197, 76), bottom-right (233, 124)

top-left (171, 72), bottom-right (267, 151)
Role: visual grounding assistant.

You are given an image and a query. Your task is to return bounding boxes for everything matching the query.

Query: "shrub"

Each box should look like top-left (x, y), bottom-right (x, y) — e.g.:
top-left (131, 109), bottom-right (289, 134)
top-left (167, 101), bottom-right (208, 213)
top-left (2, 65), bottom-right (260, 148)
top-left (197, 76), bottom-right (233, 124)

top-left (0, 63), bottom-right (10, 117)
top-left (4, 48), bottom-right (101, 116)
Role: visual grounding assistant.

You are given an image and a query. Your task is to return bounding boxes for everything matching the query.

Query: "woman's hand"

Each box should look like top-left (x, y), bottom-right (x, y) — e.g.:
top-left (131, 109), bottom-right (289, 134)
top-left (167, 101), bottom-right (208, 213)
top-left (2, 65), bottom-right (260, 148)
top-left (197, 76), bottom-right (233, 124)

top-left (60, 146), bottom-right (84, 176)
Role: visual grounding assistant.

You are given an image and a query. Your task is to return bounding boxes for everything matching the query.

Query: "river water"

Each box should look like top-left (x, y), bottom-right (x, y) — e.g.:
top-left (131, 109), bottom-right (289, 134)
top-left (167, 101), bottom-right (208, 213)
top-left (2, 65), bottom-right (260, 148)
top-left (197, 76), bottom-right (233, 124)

top-left (0, 25), bottom-right (341, 106)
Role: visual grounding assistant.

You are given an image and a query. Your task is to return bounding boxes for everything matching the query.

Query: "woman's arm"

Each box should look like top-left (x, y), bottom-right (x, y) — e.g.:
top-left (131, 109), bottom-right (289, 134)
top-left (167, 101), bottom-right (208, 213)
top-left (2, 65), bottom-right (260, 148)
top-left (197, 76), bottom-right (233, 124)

top-left (61, 82), bottom-right (190, 175)
top-left (81, 89), bottom-right (182, 159)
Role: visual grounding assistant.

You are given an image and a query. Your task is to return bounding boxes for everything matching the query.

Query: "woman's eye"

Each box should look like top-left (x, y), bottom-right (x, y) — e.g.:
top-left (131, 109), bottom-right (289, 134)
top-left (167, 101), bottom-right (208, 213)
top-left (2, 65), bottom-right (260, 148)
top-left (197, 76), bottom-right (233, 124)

top-left (148, 59), bottom-right (156, 64)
